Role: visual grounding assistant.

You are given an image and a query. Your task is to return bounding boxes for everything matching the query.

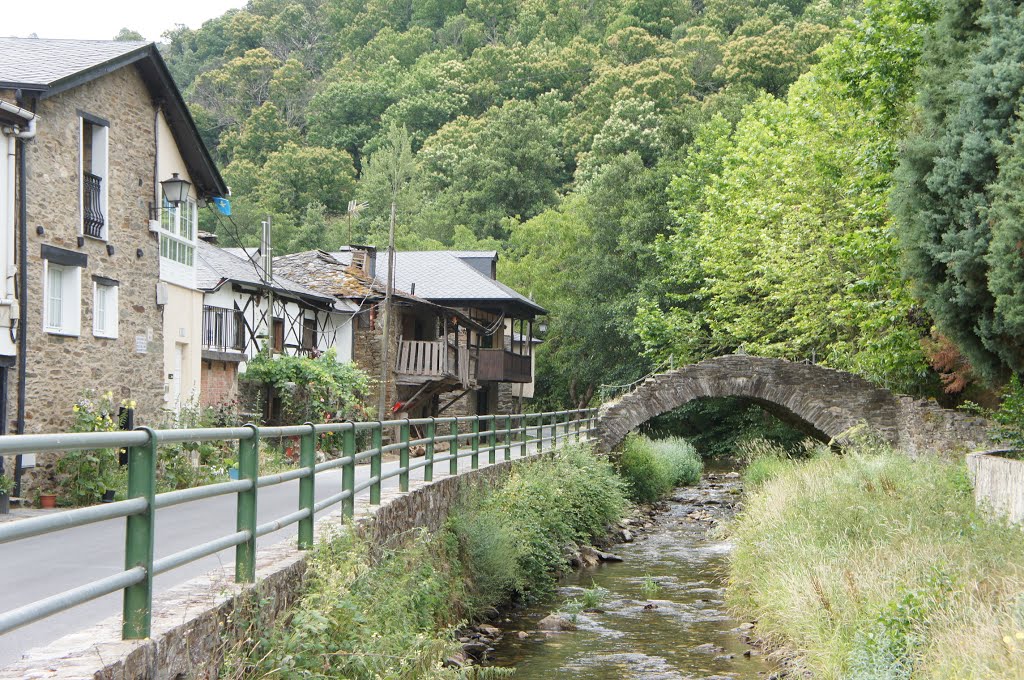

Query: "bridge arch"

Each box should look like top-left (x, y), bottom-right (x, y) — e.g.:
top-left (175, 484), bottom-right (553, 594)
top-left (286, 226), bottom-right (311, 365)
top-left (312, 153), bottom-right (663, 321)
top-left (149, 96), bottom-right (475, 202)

top-left (596, 355), bottom-right (908, 452)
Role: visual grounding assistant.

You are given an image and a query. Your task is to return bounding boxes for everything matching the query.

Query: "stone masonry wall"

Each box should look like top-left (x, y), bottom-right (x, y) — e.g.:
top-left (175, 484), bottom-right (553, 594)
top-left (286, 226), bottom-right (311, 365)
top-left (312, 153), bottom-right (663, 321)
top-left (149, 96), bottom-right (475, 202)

top-left (0, 453), bottom-right (551, 680)
top-left (4, 67), bottom-right (166, 491)
top-left (352, 308), bottom-right (399, 416)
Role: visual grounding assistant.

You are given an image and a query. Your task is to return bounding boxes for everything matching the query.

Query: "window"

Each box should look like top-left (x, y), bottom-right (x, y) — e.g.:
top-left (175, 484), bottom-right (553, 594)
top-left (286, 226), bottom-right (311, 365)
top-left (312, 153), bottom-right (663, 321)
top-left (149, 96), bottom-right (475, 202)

top-left (159, 196), bottom-right (196, 266)
top-left (302, 317), bottom-right (317, 352)
top-left (272, 318), bottom-right (284, 352)
top-left (80, 116), bottom-right (109, 240)
top-left (43, 261), bottom-right (81, 336)
top-left (93, 281), bottom-right (118, 338)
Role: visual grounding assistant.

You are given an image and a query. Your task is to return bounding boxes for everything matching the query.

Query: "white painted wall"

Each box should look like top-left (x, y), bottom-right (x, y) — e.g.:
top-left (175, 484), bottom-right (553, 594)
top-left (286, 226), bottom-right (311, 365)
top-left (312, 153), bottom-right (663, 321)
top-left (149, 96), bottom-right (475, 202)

top-left (162, 283), bottom-right (203, 413)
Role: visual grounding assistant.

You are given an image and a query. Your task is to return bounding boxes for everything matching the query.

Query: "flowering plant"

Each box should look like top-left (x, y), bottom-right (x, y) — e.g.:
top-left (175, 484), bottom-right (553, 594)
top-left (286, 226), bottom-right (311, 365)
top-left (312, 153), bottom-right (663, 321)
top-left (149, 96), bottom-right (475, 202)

top-left (56, 391), bottom-right (132, 506)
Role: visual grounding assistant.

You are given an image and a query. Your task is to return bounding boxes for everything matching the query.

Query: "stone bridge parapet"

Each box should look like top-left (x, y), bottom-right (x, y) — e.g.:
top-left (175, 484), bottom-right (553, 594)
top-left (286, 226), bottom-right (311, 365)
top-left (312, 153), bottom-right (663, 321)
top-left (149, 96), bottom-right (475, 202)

top-left (596, 355), bottom-right (991, 456)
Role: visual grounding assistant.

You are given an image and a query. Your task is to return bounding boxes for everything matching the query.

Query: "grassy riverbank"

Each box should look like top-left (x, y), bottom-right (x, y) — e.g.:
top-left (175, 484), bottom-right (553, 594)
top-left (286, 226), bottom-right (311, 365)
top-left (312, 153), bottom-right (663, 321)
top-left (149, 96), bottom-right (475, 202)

top-left (616, 434), bottom-right (703, 503)
top-left (729, 440), bottom-right (1024, 678)
top-left (223, 445), bottom-right (628, 679)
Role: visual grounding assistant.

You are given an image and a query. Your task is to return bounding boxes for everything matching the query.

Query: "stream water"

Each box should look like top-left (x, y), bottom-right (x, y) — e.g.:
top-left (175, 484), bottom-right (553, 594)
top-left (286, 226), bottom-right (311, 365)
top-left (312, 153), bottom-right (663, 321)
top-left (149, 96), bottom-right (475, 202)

top-left (486, 470), bottom-right (777, 679)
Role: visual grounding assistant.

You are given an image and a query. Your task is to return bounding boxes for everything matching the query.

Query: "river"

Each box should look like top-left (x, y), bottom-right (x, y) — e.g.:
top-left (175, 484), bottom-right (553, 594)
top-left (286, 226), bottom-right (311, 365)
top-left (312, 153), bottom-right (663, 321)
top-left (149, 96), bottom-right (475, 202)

top-left (485, 471), bottom-right (777, 679)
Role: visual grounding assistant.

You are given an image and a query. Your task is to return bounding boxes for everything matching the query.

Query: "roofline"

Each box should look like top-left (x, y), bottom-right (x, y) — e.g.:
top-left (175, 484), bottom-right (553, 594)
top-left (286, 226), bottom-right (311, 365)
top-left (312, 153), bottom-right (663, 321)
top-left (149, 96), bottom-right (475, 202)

top-left (202, 276), bottom-right (337, 308)
top-left (6, 43), bottom-right (227, 199)
top-left (418, 297), bottom-right (547, 316)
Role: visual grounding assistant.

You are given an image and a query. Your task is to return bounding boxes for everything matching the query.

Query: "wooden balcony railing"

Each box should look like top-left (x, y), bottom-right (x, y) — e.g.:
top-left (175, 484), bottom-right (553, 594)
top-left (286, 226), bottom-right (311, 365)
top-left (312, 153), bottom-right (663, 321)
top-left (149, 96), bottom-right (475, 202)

top-left (83, 172), bottom-right (104, 238)
top-left (477, 349), bottom-right (532, 383)
top-left (396, 340), bottom-right (476, 386)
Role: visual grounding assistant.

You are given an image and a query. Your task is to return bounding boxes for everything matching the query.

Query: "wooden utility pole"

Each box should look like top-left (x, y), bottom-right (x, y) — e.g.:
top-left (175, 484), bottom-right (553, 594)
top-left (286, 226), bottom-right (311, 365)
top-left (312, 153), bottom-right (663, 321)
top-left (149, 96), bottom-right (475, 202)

top-left (378, 200), bottom-right (397, 417)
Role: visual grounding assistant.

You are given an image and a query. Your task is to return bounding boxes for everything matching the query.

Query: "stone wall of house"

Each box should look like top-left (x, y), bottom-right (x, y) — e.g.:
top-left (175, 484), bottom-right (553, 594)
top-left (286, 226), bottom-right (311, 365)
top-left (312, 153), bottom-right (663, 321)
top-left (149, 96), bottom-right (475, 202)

top-left (5, 66), bottom-right (166, 491)
top-left (200, 359), bottom-right (239, 408)
top-left (352, 307), bottom-right (399, 417)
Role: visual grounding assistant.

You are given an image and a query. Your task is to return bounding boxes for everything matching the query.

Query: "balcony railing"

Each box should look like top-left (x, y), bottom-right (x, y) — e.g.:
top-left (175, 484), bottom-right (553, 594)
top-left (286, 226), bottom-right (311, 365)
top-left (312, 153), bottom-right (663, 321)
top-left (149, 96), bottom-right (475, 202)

top-left (202, 306), bottom-right (245, 353)
top-left (396, 340), bottom-right (475, 386)
top-left (83, 172), bottom-right (104, 238)
top-left (477, 349), bottom-right (532, 383)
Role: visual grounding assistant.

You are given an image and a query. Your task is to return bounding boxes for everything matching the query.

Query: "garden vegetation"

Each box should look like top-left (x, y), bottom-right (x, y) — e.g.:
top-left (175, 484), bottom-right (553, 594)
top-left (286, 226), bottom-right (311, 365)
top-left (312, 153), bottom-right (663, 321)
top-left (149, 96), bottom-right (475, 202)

top-left (729, 440), bottom-right (1024, 678)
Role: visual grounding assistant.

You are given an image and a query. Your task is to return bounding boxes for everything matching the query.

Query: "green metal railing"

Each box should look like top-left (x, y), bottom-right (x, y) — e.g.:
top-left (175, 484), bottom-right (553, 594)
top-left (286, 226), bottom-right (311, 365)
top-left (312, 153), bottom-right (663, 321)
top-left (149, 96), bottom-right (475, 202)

top-left (0, 408), bottom-right (598, 640)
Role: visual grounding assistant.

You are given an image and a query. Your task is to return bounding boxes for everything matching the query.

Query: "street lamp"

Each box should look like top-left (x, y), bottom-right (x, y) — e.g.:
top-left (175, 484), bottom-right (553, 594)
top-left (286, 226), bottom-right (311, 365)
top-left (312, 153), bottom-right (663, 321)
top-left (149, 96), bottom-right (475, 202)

top-left (160, 173), bottom-right (191, 207)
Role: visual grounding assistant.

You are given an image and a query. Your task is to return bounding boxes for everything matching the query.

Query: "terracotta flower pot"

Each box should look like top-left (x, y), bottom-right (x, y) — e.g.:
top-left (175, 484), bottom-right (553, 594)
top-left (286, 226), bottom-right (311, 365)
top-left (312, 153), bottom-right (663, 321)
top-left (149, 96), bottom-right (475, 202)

top-left (39, 493), bottom-right (57, 509)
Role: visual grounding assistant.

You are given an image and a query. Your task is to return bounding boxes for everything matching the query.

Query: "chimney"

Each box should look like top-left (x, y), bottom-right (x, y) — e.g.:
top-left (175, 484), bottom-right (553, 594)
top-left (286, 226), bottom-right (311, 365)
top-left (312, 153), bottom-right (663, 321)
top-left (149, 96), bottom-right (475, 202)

top-left (198, 231), bottom-right (218, 244)
top-left (350, 244), bottom-right (378, 278)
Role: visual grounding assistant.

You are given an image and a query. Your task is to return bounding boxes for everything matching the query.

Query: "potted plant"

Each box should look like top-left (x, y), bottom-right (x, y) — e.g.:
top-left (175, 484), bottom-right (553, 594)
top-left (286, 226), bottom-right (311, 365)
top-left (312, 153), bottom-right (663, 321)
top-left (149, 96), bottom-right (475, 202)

top-left (39, 490), bottom-right (57, 509)
top-left (225, 457), bottom-right (239, 480)
top-left (0, 473), bottom-right (12, 514)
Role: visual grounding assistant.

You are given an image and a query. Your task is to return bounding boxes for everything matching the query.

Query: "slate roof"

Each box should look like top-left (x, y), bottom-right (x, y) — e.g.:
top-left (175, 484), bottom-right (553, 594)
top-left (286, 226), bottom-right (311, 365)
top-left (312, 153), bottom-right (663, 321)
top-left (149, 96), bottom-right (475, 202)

top-left (369, 251), bottom-right (545, 316)
top-left (274, 250), bottom-right (380, 300)
top-left (196, 241), bottom-right (333, 305)
top-left (0, 37), bottom-right (226, 199)
top-left (0, 38), bottom-right (148, 90)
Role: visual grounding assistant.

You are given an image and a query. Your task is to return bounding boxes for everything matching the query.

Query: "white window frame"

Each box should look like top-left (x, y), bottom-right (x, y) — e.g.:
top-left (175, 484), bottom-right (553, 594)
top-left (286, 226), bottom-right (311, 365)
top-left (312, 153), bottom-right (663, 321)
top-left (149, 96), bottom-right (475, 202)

top-left (42, 260), bottom-right (81, 337)
top-left (92, 281), bottom-right (119, 339)
top-left (79, 116), bottom-right (109, 241)
top-left (159, 196), bottom-right (197, 267)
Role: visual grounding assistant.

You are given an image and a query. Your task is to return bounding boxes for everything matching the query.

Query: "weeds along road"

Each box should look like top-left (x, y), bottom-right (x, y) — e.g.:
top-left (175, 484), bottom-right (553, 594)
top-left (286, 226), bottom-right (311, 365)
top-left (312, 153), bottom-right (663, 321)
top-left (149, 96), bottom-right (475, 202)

top-left (0, 433), bottom-right (560, 669)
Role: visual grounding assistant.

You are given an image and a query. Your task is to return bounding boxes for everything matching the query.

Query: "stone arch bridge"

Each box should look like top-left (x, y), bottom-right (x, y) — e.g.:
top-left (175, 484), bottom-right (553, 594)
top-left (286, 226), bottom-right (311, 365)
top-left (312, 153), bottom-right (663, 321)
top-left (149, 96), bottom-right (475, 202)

top-left (596, 355), bottom-right (991, 456)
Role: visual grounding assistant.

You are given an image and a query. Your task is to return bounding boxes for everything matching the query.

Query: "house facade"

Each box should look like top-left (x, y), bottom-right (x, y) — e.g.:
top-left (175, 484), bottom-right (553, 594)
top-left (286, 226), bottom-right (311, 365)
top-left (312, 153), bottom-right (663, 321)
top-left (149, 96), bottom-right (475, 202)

top-left (275, 246), bottom-right (545, 420)
top-left (0, 38), bottom-right (227, 486)
top-left (197, 239), bottom-right (353, 408)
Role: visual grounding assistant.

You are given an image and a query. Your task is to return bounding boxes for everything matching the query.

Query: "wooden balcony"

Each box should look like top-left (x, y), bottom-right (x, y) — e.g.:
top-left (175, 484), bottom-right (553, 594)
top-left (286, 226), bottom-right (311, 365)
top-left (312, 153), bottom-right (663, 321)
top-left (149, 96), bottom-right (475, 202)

top-left (477, 348), bottom-right (532, 383)
top-left (395, 340), bottom-right (475, 387)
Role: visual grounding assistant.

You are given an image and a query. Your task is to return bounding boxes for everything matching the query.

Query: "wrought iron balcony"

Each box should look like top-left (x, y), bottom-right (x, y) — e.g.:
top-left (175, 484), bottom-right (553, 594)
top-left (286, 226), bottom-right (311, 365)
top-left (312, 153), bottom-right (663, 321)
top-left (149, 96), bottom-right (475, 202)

top-left (82, 172), bottom-right (104, 238)
top-left (202, 306), bottom-right (245, 353)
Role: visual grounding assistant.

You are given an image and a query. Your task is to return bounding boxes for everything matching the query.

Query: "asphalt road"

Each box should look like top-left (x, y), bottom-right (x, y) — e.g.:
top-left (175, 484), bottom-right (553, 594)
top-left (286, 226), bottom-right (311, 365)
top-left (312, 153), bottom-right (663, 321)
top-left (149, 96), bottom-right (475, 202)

top-left (0, 429), bottom-right (567, 668)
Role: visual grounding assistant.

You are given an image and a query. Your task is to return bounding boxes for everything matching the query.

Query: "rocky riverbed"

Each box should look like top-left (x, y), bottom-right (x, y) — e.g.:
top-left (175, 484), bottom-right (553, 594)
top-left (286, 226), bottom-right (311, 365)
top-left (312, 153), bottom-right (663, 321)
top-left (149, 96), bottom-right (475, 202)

top-left (455, 472), bottom-right (780, 678)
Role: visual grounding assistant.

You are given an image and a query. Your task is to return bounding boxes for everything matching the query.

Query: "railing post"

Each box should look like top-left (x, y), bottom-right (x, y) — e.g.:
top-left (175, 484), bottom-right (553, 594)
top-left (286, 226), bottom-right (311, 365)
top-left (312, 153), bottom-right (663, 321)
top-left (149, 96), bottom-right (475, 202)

top-left (550, 412), bottom-right (557, 448)
top-left (488, 416), bottom-right (497, 465)
top-left (400, 419), bottom-right (411, 492)
top-left (371, 422), bottom-right (382, 505)
top-left (505, 414), bottom-right (512, 461)
top-left (575, 409), bottom-right (582, 443)
top-left (298, 423), bottom-right (316, 549)
top-left (425, 418), bottom-right (435, 482)
top-left (342, 423), bottom-right (356, 520)
top-left (471, 416), bottom-right (480, 469)
top-left (450, 419), bottom-right (459, 475)
top-left (564, 410), bottom-right (571, 442)
top-left (519, 414), bottom-right (527, 457)
top-left (122, 426), bottom-right (157, 640)
top-left (235, 424), bottom-right (260, 584)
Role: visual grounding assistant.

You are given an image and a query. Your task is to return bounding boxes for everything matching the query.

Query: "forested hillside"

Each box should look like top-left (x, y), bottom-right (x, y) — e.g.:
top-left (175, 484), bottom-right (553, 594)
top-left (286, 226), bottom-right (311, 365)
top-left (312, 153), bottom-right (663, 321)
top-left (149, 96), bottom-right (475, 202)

top-left (160, 0), bottom-right (1024, 409)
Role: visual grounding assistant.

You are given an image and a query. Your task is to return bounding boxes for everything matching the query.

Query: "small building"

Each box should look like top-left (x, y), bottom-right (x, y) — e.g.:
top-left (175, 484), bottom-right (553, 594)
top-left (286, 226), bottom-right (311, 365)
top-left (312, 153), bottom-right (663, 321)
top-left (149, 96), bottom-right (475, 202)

top-left (196, 239), bottom-right (352, 409)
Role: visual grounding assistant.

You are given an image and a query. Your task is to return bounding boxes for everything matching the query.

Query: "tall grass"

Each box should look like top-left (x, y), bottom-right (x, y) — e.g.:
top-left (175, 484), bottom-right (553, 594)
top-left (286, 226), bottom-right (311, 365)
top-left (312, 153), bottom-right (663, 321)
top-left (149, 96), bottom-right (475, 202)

top-left (223, 444), bottom-right (627, 678)
top-left (617, 434), bottom-right (702, 502)
top-left (729, 440), bottom-right (1024, 679)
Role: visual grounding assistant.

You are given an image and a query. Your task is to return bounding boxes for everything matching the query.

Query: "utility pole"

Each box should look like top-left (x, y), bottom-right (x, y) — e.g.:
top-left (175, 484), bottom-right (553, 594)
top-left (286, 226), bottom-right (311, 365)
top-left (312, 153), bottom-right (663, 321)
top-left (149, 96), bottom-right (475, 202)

top-left (378, 200), bottom-right (397, 417)
top-left (261, 216), bottom-right (273, 348)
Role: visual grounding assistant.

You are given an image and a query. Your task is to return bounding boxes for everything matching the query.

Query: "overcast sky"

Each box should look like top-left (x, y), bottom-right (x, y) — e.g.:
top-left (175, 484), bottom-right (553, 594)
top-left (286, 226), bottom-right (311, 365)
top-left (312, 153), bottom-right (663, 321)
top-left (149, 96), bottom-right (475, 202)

top-left (3, 0), bottom-right (249, 42)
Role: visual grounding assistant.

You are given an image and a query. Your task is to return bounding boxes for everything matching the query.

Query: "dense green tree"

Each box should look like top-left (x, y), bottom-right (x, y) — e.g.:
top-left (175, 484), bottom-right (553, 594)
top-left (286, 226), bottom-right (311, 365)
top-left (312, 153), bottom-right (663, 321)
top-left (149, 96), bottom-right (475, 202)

top-left (893, 0), bottom-right (1024, 380)
top-left (115, 28), bottom-right (145, 41)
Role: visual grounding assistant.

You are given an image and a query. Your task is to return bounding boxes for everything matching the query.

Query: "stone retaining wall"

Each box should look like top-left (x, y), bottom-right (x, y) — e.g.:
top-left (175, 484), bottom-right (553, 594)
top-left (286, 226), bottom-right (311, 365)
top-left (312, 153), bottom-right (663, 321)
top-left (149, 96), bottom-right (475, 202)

top-left (0, 454), bottom-right (548, 680)
top-left (967, 451), bottom-right (1024, 524)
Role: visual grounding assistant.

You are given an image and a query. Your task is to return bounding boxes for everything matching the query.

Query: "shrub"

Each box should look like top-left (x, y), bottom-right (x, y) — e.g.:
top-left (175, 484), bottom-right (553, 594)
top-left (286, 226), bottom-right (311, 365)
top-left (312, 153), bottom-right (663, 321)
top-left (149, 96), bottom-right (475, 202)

top-left (452, 444), bottom-right (630, 605)
top-left (729, 441), bottom-right (1024, 678)
top-left (617, 434), bottom-right (702, 502)
top-left (56, 391), bottom-right (130, 506)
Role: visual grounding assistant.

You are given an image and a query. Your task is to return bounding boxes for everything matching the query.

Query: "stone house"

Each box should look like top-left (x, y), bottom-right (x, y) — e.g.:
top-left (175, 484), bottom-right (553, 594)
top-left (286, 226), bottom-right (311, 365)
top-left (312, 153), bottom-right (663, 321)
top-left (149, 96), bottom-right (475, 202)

top-left (196, 238), bottom-right (353, 409)
top-left (0, 38), bottom-right (227, 487)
